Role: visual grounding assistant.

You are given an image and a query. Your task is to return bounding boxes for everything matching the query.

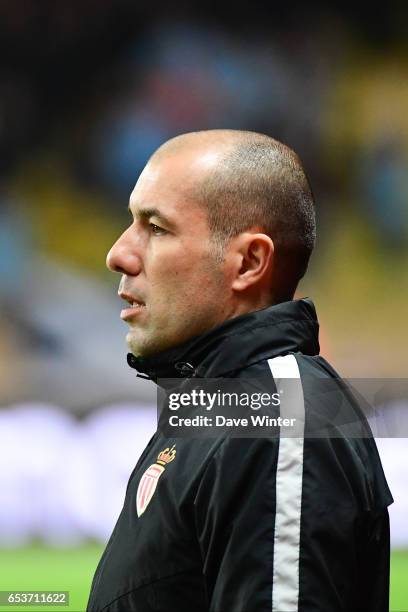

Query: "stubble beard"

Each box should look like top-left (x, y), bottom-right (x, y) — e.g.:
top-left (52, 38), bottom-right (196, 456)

top-left (126, 253), bottom-right (227, 358)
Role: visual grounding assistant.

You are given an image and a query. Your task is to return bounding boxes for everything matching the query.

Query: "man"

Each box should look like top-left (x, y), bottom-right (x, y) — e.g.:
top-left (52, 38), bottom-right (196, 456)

top-left (87, 130), bottom-right (393, 611)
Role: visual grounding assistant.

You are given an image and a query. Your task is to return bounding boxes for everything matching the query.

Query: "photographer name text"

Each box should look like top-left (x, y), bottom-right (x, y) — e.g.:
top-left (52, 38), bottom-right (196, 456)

top-left (168, 415), bottom-right (296, 428)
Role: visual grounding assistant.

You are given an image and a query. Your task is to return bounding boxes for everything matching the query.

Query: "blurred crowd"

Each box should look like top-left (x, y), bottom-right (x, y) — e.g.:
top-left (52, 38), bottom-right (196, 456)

top-left (0, 403), bottom-right (156, 546)
top-left (1, 2), bottom-right (408, 410)
top-left (0, 403), bottom-right (407, 548)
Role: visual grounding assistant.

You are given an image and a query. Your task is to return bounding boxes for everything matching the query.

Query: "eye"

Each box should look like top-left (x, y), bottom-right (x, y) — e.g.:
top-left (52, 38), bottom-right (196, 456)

top-left (149, 223), bottom-right (166, 235)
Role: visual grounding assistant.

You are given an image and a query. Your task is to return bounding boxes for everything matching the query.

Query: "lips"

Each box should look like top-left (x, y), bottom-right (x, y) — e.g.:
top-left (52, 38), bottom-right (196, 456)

top-left (119, 292), bottom-right (146, 321)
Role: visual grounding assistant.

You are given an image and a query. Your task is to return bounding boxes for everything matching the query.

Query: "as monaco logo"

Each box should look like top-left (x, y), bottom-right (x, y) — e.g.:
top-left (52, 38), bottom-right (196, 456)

top-left (136, 445), bottom-right (176, 517)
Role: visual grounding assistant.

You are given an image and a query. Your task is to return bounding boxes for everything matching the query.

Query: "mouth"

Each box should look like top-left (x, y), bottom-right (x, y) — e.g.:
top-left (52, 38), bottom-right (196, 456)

top-left (119, 292), bottom-right (146, 321)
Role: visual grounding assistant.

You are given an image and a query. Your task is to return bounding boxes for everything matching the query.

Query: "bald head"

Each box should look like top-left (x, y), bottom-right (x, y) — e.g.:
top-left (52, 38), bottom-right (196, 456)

top-left (151, 129), bottom-right (316, 303)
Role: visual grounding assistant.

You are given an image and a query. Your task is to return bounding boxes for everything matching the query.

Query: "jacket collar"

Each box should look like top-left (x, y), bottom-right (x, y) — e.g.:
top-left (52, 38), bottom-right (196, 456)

top-left (127, 298), bottom-right (320, 383)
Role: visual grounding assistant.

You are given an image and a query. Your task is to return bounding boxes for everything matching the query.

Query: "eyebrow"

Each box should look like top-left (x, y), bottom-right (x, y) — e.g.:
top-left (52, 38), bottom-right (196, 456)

top-left (128, 204), bottom-right (174, 228)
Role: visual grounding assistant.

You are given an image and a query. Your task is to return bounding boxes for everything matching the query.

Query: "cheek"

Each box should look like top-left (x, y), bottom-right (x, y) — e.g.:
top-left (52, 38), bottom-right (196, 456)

top-left (149, 246), bottom-right (200, 282)
top-left (147, 242), bottom-right (224, 302)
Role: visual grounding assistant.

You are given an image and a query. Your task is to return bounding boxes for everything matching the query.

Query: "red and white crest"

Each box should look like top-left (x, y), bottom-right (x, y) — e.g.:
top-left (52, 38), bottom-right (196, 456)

top-left (136, 463), bottom-right (165, 517)
top-left (136, 445), bottom-right (176, 517)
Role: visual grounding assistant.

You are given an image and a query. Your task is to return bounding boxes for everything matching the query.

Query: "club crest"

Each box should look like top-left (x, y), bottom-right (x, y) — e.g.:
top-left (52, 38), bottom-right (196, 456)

top-left (136, 445), bottom-right (176, 517)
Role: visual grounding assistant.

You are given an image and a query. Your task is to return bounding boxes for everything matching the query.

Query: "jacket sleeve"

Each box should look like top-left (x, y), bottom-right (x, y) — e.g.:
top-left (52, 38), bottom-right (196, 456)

top-left (193, 437), bottom-right (278, 611)
top-left (355, 508), bottom-right (391, 612)
top-left (193, 435), bottom-right (392, 612)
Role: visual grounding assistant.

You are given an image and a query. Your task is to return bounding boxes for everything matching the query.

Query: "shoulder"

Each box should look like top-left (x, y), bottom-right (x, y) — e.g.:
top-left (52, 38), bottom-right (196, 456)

top-left (235, 352), bottom-right (393, 511)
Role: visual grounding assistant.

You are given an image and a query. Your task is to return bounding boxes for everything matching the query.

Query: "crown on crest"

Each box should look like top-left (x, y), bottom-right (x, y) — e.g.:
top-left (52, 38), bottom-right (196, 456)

top-left (157, 445), bottom-right (176, 466)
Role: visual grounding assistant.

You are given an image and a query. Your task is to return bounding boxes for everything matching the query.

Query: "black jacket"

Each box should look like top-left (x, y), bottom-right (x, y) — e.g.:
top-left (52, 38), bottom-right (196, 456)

top-left (87, 299), bottom-right (393, 612)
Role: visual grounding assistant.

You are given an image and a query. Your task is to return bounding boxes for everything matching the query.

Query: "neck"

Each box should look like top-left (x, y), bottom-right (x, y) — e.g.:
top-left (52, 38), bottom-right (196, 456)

top-left (127, 298), bottom-right (320, 382)
top-left (226, 293), bottom-right (274, 320)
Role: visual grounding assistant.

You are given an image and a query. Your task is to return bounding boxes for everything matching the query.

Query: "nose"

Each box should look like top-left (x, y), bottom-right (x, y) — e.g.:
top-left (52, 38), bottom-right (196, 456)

top-left (106, 227), bottom-right (142, 276)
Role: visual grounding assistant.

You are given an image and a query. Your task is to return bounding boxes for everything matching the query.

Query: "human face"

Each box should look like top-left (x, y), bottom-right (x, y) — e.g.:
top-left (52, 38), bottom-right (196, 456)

top-left (106, 151), bottom-right (230, 357)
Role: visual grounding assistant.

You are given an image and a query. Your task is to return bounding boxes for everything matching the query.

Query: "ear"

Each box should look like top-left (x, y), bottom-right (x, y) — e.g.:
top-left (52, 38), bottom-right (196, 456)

top-left (231, 232), bottom-right (274, 292)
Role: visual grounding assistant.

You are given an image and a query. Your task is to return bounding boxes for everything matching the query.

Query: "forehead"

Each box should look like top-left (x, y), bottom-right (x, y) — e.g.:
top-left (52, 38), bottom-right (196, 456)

top-left (129, 147), bottom-right (213, 225)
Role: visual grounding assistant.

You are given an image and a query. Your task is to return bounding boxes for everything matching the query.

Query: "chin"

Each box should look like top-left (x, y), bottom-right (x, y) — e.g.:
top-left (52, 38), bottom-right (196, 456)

top-left (126, 332), bottom-right (143, 357)
top-left (126, 332), bottom-right (160, 358)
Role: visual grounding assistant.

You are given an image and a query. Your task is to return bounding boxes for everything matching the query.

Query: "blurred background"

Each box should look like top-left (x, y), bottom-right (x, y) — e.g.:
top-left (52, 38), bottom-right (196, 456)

top-left (0, 1), bottom-right (407, 610)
